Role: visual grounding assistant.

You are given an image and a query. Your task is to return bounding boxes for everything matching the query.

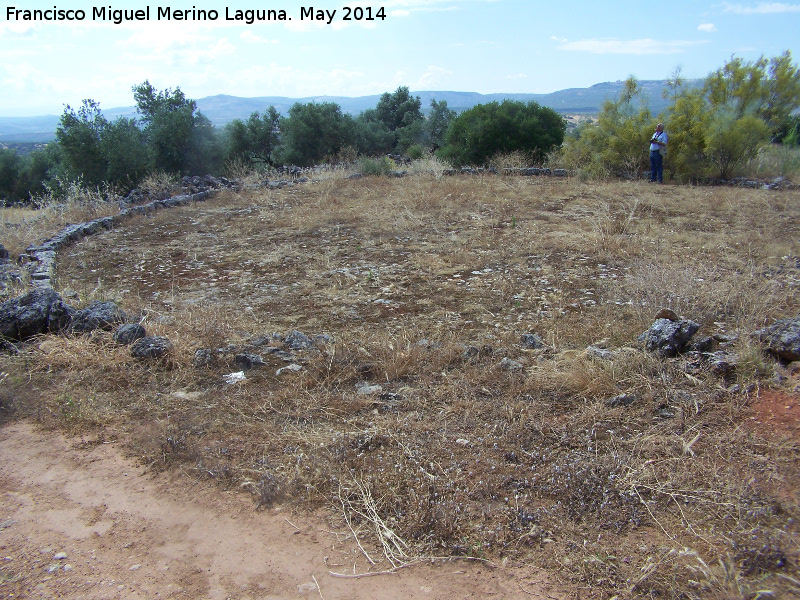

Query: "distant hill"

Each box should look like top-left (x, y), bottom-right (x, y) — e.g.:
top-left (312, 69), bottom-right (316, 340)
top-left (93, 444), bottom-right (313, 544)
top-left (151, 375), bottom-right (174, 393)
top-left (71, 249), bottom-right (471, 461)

top-left (0, 79), bottom-right (698, 144)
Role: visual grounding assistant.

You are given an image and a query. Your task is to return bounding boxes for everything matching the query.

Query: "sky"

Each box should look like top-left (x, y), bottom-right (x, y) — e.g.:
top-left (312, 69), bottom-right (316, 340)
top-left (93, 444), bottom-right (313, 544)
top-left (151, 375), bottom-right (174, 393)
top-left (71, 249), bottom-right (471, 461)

top-left (0, 0), bottom-right (799, 116)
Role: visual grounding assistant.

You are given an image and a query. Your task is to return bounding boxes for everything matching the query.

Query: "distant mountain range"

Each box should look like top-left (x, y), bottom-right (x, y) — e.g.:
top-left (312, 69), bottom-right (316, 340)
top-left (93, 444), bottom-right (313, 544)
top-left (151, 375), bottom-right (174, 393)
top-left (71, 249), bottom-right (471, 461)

top-left (0, 79), bottom-right (697, 144)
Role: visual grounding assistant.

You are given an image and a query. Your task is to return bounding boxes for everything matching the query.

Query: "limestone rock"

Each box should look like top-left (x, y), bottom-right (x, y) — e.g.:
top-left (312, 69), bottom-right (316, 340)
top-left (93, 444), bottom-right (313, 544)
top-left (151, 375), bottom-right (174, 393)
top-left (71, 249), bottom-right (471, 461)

top-left (71, 301), bottom-right (127, 333)
top-left (0, 288), bottom-right (74, 341)
top-left (520, 333), bottom-right (544, 349)
top-left (639, 318), bottom-right (700, 357)
top-left (130, 336), bottom-right (172, 359)
top-left (113, 323), bottom-right (146, 345)
top-left (756, 317), bottom-right (800, 361)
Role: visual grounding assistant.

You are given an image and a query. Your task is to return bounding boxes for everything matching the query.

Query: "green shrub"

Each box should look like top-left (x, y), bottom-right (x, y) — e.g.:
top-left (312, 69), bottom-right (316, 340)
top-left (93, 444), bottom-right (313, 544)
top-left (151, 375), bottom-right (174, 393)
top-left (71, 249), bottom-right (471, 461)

top-left (441, 100), bottom-right (565, 167)
top-left (358, 156), bottom-right (394, 176)
top-left (406, 144), bottom-right (424, 160)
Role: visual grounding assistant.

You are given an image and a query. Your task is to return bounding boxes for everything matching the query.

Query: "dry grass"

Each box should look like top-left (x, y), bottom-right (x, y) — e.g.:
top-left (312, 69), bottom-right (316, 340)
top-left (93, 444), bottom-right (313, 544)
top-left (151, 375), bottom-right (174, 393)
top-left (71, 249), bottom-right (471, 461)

top-left (2, 171), bottom-right (800, 598)
top-left (1, 182), bottom-right (121, 258)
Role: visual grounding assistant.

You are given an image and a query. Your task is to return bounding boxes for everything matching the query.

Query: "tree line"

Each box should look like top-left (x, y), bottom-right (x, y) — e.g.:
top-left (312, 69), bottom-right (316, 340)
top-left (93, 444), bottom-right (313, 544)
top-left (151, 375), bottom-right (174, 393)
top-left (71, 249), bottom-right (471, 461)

top-left (1, 51), bottom-right (798, 204)
top-left (0, 83), bottom-right (565, 204)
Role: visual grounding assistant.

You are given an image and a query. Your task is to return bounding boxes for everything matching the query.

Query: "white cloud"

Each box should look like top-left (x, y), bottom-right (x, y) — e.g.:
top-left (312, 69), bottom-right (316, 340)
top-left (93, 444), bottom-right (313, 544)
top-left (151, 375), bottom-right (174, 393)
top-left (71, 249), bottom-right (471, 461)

top-left (559, 38), bottom-right (708, 55)
top-left (415, 65), bottom-right (454, 88)
top-left (118, 29), bottom-right (236, 70)
top-left (0, 61), bottom-right (140, 113)
top-left (211, 64), bottom-right (370, 98)
top-left (698, 23), bottom-right (717, 32)
top-left (240, 31), bottom-right (279, 44)
top-left (722, 2), bottom-right (800, 13)
top-left (0, 21), bottom-right (39, 36)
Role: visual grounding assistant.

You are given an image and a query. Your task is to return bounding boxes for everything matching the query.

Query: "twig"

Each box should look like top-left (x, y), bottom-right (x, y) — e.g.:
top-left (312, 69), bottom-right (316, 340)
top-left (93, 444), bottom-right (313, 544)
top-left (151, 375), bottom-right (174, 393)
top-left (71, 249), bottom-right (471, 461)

top-left (518, 582), bottom-right (537, 596)
top-left (285, 517), bottom-right (301, 532)
top-left (633, 486), bottom-right (675, 540)
top-left (667, 493), bottom-right (716, 547)
top-left (338, 483), bottom-right (377, 565)
top-left (329, 566), bottom-right (406, 579)
top-left (351, 476), bottom-right (409, 567)
top-left (330, 555), bottom-right (496, 578)
top-left (312, 575), bottom-right (324, 600)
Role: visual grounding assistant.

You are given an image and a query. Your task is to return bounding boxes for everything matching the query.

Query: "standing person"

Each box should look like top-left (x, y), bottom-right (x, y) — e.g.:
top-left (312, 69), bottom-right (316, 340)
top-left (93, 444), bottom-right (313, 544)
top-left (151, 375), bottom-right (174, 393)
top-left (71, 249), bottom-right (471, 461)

top-left (649, 123), bottom-right (667, 183)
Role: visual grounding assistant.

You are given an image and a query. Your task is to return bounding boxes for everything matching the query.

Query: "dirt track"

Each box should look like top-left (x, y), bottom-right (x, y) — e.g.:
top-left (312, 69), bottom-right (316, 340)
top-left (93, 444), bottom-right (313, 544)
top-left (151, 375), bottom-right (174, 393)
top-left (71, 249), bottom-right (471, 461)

top-left (0, 421), bottom-right (561, 599)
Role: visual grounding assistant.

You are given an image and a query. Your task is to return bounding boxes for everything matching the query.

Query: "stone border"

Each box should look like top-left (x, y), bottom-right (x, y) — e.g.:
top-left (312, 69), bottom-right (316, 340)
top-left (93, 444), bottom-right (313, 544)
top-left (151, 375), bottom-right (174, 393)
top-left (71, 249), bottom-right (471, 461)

top-left (21, 190), bottom-right (218, 291)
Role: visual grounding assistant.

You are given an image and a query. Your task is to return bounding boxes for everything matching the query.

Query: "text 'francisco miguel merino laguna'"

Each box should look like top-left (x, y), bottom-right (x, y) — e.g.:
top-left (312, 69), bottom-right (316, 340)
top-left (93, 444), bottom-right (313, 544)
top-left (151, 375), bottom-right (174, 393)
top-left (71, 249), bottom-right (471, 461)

top-left (6, 6), bottom-right (387, 25)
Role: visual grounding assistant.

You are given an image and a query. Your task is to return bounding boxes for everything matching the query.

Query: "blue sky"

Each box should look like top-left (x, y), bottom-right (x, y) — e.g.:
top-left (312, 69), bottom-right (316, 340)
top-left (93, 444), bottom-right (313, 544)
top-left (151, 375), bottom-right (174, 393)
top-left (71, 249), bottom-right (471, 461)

top-left (1, 0), bottom-right (798, 116)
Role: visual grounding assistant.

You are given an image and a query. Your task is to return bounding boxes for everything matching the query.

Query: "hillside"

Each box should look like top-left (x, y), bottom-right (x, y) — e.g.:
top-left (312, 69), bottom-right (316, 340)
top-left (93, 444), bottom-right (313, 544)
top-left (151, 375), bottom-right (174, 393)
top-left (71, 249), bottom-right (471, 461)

top-left (0, 79), bottom-right (694, 143)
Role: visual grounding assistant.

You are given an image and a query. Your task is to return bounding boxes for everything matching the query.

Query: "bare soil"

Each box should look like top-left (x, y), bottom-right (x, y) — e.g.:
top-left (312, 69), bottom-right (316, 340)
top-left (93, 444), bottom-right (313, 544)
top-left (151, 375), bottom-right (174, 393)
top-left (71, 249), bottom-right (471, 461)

top-left (0, 421), bottom-right (561, 600)
top-left (2, 173), bottom-right (800, 598)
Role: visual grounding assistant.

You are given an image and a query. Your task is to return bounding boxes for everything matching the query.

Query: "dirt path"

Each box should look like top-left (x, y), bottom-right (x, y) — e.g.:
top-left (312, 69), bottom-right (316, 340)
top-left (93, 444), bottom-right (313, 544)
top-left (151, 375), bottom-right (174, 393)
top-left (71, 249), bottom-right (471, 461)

top-left (0, 422), bottom-right (562, 599)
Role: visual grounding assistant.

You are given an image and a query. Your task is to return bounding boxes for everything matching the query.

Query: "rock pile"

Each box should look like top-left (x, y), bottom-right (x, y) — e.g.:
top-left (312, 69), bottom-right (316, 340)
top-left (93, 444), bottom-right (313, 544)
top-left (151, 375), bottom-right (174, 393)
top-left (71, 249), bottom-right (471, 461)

top-left (180, 175), bottom-right (237, 194)
top-left (194, 329), bottom-right (333, 377)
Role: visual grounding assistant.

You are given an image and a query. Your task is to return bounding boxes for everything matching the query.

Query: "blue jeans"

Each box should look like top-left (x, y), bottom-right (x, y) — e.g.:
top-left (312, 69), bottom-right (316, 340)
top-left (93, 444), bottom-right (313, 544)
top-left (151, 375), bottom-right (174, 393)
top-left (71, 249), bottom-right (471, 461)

top-left (650, 150), bottom-right (663, 182)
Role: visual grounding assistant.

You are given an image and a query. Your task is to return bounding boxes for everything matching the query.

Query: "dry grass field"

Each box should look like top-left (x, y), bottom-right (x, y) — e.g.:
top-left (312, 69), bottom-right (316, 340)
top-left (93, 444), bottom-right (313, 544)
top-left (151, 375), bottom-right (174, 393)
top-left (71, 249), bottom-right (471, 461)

top-left (2, 168), bottom-right (800, 598)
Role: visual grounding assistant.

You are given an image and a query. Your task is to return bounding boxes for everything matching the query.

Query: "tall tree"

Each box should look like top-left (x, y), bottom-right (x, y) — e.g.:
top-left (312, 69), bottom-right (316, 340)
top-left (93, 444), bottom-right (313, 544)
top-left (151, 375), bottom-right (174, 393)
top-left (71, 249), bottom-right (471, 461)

top-left (425, 99), bottom-right (456, 151)
top-left (277, 102), bottom-right (354, 166)
top-left (132, 80), bottom-right (200, 174)
top-left (375, 86), bottom-right (424, 152)
top-left (226, 107), bottom-right (282, 166)
top-left (55, 100), bottom-right (108, 186)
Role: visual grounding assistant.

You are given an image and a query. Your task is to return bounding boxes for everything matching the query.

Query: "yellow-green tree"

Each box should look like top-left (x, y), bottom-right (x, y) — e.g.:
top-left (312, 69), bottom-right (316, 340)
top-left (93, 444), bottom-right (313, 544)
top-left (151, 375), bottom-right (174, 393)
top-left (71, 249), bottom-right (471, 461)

top-left (562, 77), bottom-right (652, 178)
top-left (666, 52), bottom-right (796, 179)
top-left (565, 52), bottom-right (799, 181)
top-left (704, 112), bottom-right (770, 179)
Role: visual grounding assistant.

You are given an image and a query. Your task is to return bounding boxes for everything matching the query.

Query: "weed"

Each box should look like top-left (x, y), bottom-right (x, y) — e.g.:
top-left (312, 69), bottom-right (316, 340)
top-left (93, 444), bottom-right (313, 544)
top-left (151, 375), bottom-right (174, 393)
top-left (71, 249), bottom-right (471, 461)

top-left (358, 156), bottom-right (394, 176)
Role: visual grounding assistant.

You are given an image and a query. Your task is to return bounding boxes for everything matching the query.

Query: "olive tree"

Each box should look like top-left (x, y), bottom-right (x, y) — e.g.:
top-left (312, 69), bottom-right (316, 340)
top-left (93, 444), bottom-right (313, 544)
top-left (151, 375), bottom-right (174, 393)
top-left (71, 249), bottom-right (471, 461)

top-left (277, 102), bottom-right (355, 166)
top-left (424, 99), bottom-right (456, 151)
top-left (374, 86), bottom-right (424, 152)
top-left (225, 107), bottom-right (282, 167)
top-left (133, 80), bottom-right (222, 175)
top-left (55, 100), bottom-right (109, 186)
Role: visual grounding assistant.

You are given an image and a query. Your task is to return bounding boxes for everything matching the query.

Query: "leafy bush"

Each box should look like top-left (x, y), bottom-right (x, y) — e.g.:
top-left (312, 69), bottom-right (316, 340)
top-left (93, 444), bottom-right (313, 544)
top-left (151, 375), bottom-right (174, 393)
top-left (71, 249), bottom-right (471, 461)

top-left (357, 156), bottom-right (394, 176)
top-left (440, 100), bottom-right (565, 167)
top-left (406, 144), bottom-right (424, 160)
top-left (782, 115), bottom-right (800, 147)
top-left (561, 77), bottom-right (653, 178)
top-left (704, 111), bottom-right (770, 179)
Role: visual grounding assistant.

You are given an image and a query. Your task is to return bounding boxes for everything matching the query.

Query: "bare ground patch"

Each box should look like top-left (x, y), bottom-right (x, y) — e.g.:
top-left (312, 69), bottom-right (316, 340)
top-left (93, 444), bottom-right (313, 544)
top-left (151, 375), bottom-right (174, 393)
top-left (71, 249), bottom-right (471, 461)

top-left (3, 174), bottom-right (800, 598)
